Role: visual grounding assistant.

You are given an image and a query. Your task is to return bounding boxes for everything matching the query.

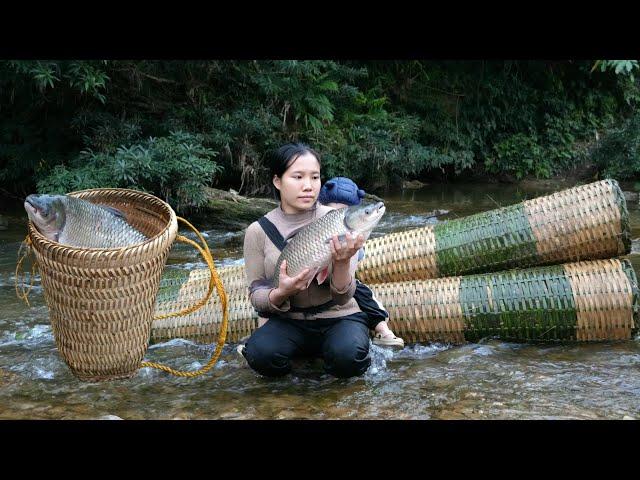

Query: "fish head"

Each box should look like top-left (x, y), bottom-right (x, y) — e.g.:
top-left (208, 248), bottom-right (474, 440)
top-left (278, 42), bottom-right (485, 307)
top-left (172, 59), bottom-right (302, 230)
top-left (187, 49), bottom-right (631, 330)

top-left (24, 194), bottom-right (67, 242)
top-left (343, 201), bottom-right (386, 238)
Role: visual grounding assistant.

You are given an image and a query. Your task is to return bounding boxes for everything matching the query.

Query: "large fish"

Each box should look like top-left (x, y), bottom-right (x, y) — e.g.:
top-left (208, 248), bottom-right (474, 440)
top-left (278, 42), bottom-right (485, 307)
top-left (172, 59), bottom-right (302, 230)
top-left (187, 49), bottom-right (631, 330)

top-left (24, 194), bottom-right (147, 248)
top-left (274, 202), bottom-right (386, 287)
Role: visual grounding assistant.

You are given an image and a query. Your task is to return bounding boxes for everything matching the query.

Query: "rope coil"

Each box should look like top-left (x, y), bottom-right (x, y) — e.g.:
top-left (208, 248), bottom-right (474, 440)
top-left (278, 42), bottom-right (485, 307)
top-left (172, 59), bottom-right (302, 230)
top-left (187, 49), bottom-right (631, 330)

top-left (140, 216), bottom-right (229, 378)
top-left (15, 236), bottom-right (37, 307)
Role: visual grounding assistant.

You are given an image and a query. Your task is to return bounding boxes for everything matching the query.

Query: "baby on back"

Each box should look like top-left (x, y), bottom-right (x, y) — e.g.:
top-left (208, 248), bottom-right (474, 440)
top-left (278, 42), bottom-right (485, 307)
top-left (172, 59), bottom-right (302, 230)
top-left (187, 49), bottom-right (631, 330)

top-left (318, 177), bottom-right (404, 348)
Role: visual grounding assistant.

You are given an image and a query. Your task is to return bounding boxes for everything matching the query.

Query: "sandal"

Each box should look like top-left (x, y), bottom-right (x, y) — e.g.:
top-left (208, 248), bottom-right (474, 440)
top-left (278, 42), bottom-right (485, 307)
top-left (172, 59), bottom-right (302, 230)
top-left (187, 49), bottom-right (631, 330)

top-left (372, 332), bottom-right (405, 348)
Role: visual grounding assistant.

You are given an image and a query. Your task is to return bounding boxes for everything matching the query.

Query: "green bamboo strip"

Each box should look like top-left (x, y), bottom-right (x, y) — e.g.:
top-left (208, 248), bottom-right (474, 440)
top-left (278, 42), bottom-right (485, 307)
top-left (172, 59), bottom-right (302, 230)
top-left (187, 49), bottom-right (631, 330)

top-left (435, 203), bottom-right (539, 277)
top-left (460, 264), bottom-right (577, 343)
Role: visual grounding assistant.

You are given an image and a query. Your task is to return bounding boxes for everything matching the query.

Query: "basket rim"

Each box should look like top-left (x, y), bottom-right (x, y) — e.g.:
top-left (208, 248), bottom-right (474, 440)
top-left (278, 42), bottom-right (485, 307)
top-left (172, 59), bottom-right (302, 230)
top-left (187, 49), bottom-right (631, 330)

top-left (28, 187), bottom-right (177, 254)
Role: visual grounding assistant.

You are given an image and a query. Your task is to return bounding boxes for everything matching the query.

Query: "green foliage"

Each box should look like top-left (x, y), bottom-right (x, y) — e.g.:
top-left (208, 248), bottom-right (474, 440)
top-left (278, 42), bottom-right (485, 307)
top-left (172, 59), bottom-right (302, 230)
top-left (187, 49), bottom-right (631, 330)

top-left (591, 112), bottom-right (640, 180)
top-left (1, 59), bottom-right (638, 203)
top-left (486, 133), bottom-right (548, 179)
top-left (5, 60), bottom-right (110, 102)
top-left (314, 109), bottom-right (474, 184)
top-left (593, 60), bottom-right (639, 76)
top-left (37, 132), bottom-right (221, 211)
top-left (70, 110), bottom-right (143, 153)
top-left (254, 62), bottom-right (336, 131)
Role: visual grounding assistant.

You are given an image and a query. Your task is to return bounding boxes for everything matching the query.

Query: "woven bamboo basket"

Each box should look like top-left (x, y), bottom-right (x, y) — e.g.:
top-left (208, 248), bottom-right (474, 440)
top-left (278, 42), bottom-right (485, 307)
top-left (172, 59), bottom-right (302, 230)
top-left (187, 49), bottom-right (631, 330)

top-left (357, 179), bottom-right (631, 284)
top-left (28, 188), bottom-right (179, 381)
top-left (152, 259), bottom-right (639, 345)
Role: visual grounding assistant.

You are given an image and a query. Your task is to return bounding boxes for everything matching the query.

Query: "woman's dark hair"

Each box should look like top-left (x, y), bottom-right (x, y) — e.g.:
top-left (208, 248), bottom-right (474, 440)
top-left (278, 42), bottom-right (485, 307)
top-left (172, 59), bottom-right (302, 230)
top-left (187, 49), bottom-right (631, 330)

top-left (268, 142), bottom-right (321, 199)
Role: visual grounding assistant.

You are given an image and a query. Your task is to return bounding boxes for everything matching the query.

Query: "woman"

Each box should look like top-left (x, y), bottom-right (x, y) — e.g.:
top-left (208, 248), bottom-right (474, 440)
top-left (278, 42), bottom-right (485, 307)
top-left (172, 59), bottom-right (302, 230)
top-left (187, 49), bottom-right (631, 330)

top-left (241, 143), bottom-right (370, 378)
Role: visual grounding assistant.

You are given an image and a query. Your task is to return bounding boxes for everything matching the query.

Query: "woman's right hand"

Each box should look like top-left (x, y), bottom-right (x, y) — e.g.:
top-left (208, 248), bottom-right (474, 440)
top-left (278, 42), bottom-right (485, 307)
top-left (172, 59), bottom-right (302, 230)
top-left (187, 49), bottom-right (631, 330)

top-left (274, 260), bottom-right (316, 298)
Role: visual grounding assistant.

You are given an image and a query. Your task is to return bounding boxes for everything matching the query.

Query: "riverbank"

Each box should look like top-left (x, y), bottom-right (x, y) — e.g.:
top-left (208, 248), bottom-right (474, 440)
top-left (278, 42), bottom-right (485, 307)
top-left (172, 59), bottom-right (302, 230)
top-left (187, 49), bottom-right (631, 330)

top-left (2, 159), bottom-right (637, 234)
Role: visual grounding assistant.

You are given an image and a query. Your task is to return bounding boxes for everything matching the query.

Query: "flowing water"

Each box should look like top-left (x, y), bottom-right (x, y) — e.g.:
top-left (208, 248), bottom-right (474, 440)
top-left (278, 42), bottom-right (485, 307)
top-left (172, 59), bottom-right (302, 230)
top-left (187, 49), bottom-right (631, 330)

top-left (1, 181), bottom-right (639, 420)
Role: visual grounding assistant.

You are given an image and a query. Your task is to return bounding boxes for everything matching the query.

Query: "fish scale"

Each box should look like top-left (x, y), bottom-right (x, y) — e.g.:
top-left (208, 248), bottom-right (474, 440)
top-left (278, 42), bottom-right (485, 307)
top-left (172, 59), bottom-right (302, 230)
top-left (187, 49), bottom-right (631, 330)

top-left (58, 197), bottom-right (147, 248)
top-left (273, 203), bottom-right (385, 286)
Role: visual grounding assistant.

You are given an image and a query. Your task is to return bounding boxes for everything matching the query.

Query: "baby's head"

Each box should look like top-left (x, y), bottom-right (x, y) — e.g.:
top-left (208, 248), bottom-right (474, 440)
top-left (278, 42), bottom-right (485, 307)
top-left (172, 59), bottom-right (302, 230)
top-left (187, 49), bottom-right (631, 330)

top-left (318, 177), bottom-right (365, 209)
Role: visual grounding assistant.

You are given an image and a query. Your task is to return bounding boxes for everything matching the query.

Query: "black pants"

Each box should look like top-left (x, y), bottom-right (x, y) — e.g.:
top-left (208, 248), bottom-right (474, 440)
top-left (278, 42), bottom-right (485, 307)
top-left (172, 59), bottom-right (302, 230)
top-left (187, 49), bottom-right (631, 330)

top-left (243, 312), bottom-right (371, 378)
top-left (353, 280), bottom-right (389, 330)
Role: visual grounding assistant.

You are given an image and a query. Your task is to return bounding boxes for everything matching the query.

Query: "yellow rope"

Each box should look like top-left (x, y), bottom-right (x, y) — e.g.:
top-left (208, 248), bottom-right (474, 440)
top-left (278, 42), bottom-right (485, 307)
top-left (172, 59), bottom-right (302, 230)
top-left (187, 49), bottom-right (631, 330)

top-left (140, 216), bottom-right (229, 378)
top-left (15, 235), bottom-right (37, 307)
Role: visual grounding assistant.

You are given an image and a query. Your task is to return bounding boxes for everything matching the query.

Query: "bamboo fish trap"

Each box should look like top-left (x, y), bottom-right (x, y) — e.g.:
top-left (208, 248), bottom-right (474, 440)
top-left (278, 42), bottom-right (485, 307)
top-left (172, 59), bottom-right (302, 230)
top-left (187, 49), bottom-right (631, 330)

top-left (152, 259), bottom-right (640, 345)
top-left (357, 178), bottom-right (631, 284)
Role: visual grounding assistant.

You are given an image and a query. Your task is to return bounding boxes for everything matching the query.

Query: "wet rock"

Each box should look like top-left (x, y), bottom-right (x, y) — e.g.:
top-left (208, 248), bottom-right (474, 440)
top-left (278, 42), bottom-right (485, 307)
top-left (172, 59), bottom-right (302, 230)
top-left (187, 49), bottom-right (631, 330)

top-left (98, 414), bottom-right (123, 420)
top-left (434, 399), bottom-right (482, 419)
top-left (0, 214), bottom-right (7, 231)
top-left (622, 191), bottom-right (639, 204)
top-left (0, 368), bottom-right (19, 385)
top-left (193, 187), bottom-right (278, 230)
top-left (364, 192), bottom-right (385, 203)
top-left (171, 413), bottom-right (193, 420)
top-left (435, 410), bottom-right (468, 420)
top-left (402, 180), bottom-right (428, 189)
top-left (321, 405), bottom-right (352, 419)
top-left (425, 209), bottom-right (450, 219)
top-left (219, 410), bottom-right (243, 419)
top-left (275, 410), bottom-right (299, 420)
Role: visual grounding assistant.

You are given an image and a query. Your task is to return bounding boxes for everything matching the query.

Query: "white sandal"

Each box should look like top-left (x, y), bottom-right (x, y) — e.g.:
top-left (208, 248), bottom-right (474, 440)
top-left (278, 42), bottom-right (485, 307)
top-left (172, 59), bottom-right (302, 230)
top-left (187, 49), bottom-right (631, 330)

top-left (372, 332), bottom-right (405, 348)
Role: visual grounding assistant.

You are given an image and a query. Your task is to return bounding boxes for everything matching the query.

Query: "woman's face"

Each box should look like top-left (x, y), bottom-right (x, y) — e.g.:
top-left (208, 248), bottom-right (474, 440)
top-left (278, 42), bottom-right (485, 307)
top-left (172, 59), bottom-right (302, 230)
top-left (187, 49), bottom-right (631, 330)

top-left (273, 152), bottom-right (321, 213)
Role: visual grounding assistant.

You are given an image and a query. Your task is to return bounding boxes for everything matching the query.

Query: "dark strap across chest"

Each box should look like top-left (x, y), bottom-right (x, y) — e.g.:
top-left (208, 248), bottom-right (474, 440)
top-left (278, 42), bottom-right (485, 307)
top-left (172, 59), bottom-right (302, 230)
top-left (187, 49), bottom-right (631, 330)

top-left (258, 216), bottom-right (287, 252)
top-left (257, 215), bottom-right (336, 315)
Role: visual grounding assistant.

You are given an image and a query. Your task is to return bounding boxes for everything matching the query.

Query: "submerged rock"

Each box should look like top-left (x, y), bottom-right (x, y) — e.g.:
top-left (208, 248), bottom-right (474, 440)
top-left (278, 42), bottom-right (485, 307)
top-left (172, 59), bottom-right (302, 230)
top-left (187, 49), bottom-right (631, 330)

top-left (623, 191), bottom-right (639, 204)
top-left (98, 414), bottom-right (123, 420)
top-left (192, 187), bottom-right (278, 231)
top-left (0, 367), bottom-right (18, 385)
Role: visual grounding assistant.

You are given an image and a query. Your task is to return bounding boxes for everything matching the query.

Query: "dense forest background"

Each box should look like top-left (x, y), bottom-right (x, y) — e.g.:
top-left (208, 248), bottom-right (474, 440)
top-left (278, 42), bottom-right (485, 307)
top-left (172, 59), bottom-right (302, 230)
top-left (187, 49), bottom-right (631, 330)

top-left (1, 60), bottom-right (639, 212)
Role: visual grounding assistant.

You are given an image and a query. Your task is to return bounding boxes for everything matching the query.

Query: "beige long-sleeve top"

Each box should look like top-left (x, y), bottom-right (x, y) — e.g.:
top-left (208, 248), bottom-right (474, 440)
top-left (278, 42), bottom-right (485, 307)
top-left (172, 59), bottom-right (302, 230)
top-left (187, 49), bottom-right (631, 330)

top-left (243, 203), bottom-right (361, 320)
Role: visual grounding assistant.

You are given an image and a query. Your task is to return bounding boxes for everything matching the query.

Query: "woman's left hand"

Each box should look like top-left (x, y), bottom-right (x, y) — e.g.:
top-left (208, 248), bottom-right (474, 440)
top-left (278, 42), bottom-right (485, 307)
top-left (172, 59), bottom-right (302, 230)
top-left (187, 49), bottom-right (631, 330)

top-left (330, 232), bottom-right (365, 264)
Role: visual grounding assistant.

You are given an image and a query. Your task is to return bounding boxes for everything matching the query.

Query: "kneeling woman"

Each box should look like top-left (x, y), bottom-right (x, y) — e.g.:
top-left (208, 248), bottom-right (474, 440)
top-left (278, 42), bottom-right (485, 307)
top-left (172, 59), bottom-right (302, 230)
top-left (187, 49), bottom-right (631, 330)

top-left (241, 143), bottom-right (370, 378)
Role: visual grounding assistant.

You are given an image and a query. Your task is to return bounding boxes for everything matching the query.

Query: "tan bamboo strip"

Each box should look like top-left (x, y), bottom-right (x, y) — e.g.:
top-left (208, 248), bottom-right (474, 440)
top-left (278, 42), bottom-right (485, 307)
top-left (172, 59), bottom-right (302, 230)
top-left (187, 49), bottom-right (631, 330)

top-left (563, 259), bottom-right (635, 341)
top-left (525, 180), bottom-right (626, 264)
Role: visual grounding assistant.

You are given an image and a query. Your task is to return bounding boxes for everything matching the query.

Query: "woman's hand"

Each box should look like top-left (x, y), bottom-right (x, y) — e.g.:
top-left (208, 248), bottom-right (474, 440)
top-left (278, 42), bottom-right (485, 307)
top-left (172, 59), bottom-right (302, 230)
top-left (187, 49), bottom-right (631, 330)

top-left (271, 259), bottom-right (316, 301)
top-left (330, 232), bottom-right (365, 265)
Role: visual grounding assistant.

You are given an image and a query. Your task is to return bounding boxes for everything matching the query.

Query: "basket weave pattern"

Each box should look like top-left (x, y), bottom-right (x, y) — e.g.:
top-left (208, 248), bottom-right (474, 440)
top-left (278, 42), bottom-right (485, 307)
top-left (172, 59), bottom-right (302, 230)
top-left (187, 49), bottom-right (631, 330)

top-left (356, 226), bottom-right (438, 283)
top-left (525, 179), bottom-right (626, 263)
top-left (154, 267), bottom-right (254, 344)
top-left (357, 179), bottom-right (630, 284)
top-left (30, 189), bottom-right (178, 381)
top-left (152, 259), bottom-right (639, 345)
top-left (564, 260), bottom-right (635, 341)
